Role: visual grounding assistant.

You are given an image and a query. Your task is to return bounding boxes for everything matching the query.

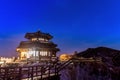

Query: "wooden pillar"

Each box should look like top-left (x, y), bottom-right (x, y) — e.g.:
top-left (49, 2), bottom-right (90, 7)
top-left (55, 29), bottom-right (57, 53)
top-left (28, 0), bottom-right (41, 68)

top-left (47, 51), bottom-right (49, 56)
top-left (39, 51), bottom-right (41, 62)
top-left (50, 51), bottom-right (51, 57)
top-left (49, 51), bottom-right (52, 61)
top-left (35, 50), bottom-right (36, 62)
top-left (19, 52), bottom-right (22, 60)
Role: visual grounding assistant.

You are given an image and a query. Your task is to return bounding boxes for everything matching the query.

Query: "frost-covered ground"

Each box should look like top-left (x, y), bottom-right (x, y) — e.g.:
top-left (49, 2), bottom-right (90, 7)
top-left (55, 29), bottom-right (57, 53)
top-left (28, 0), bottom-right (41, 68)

top-left (60, 62), bottom-right (119, 80)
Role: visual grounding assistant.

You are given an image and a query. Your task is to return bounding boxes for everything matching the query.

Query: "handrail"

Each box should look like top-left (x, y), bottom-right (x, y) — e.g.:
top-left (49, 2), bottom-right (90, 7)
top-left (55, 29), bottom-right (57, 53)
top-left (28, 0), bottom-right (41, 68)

top-left (0, 64), bottom-right (59, 80)
top-left (56, 58), bottom-right (73, 72)
top-left (0, 57), bottom-right (102, 79)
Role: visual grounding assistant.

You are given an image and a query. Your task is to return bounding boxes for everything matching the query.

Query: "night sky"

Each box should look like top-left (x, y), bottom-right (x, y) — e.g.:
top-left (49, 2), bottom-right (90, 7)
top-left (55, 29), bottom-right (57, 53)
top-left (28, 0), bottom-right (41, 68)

top-left (0, 0), bottom-right (120, 57)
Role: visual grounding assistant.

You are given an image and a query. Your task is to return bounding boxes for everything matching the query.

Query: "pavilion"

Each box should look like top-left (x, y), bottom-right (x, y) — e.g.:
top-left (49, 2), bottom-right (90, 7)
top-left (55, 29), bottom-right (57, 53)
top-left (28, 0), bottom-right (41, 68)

top-left (16, 30), bottom-right (60, 62)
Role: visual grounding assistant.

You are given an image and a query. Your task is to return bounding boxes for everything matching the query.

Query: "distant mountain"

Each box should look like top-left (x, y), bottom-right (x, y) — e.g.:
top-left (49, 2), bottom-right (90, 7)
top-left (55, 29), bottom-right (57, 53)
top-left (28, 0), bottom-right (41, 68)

top-left (61, 47), bottom-right (120, 80)
top-left (76, 47), bottom-right (120, 66)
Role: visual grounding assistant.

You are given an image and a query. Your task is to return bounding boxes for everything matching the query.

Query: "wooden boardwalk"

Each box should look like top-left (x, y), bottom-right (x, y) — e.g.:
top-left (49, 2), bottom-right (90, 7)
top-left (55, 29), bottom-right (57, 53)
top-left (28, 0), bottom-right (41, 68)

top-left (0, 64), bottom-right (60, 80)
top-left (0, 57), bottom-right (102, 80)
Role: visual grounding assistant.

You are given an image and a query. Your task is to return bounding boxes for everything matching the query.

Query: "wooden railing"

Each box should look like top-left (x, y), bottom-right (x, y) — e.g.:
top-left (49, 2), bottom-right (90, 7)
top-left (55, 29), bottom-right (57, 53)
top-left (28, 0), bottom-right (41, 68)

top-left (0, 64), bottom-right (59, 80)
top-left (0, 57), bottom-right (102, 80)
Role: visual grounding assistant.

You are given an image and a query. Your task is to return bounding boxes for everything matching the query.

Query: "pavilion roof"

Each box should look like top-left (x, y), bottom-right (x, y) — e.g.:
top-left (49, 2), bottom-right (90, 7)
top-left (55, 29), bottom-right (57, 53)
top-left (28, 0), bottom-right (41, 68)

top-left (25, 30), bottom-right (53, 40)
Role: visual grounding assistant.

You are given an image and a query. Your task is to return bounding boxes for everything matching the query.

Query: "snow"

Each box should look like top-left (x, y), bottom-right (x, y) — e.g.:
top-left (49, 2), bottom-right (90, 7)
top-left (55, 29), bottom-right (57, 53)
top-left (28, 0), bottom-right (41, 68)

top-left (60, 63), bottom-right (113, 80)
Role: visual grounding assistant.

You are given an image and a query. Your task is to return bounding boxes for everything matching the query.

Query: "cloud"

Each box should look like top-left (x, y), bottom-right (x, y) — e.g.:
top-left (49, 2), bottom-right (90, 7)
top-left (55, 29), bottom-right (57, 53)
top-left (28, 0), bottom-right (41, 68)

top-left (0, 33), bottom-right (25, 57)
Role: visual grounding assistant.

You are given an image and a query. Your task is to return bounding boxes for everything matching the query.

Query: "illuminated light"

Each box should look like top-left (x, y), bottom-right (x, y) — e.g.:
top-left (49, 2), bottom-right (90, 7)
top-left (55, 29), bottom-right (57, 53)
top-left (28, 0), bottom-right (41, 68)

top-left (49, 52), bottom-right (51, 56)
top-left (36, 51), bottom-right (39, 56)
top-left (38, 38), bottom-right (44, 41)
top-left (40, 51), bottom-right (48, 56)
top-left (0, 61), bottom-right (4, 64)
top-left (16, 48), bottom-right (20, 51)
top-left (21, 52), bottom-right (27, 59)
top-left (59, 54), bottom-right (72, 61)
top-left (19, 50), bottom-right (49, 60)
top-left (32, 38), bottom-right (37, 41)
top-left (0, 57), bottom-right (14, 63)
top-left (31, 38), bottom-right (48, 41)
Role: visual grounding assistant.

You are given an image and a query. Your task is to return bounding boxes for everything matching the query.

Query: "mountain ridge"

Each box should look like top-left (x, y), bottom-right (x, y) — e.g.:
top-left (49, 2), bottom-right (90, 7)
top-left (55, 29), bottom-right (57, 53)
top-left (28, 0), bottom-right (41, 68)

top-left (76, 46), bottom-right (120, 66)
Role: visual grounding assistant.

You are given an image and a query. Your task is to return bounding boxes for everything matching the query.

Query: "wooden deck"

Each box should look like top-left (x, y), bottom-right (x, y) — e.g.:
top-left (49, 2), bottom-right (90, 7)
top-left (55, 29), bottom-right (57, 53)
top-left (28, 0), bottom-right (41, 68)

top-left (0, 57), bottom-right (101, 80)
top-left (0, 64), bottom-right (60, 80)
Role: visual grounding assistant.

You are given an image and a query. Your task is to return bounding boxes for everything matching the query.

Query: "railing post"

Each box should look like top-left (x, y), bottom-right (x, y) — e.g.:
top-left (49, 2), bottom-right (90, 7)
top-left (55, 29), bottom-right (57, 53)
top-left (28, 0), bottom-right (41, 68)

top-left (40, 66), bottom-right (43, 79)
top-left (31, 66), bottom-right (34, 80)
top-left (55, 64), bottom-right (57, 76)
top-left (36, 66), bottom-right (38, 76)
top-left (4, 67), bottom-right (8, 80)
top-left (28, 67), bottom-right (30, 78)
top-left (0, 68), bottom-right (1, 79)
top-left (48, 65), bottom-right (50, 80)
top-left (56, 64), bottom-right (59, 76)
top-left (19, 67), bottom-right (22, 80)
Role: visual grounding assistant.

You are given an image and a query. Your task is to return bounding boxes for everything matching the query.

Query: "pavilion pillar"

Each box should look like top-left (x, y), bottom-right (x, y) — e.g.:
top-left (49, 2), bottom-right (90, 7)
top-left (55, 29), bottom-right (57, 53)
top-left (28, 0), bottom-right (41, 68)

top-left (38, 51), bottom-right (40, 62)
top-left (47, 51), bottom-right (49, 56)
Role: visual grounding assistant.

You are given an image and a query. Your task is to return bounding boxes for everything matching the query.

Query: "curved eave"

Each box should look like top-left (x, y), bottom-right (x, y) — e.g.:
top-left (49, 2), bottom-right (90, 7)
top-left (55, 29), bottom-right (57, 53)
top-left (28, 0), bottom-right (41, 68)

top-left (17, 45), bottom-right (59, 49)
top-left (17, 41), bottom-right (60, 52)
top-left (17, 41), bottom-right (58, 48)
top-left (17, 47), bottom-right (60, 52)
